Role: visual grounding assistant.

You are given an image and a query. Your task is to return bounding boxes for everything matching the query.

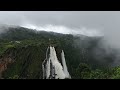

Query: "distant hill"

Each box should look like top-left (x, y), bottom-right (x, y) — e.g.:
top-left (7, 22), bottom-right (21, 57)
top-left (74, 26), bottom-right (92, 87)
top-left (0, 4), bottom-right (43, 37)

top-left (0, 25), bottom-right (118, 79)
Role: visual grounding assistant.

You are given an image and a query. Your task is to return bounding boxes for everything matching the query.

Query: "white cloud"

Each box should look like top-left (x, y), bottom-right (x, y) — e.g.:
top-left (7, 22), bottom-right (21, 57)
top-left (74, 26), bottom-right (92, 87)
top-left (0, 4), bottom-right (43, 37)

top-left (21, 24), bottom-right (103, 37)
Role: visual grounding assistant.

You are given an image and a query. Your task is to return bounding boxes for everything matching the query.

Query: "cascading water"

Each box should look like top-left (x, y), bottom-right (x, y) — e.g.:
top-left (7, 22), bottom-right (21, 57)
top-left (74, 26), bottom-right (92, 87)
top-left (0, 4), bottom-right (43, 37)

top-left (42, 46), bottom-right (71, 79)
top-left (61, 50), bottom-right (71, 79)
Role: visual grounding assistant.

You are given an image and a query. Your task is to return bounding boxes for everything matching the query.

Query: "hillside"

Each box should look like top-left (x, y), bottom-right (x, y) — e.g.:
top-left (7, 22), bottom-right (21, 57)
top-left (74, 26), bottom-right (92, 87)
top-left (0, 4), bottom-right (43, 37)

top-left (0, 25), bottom-right (119, 79)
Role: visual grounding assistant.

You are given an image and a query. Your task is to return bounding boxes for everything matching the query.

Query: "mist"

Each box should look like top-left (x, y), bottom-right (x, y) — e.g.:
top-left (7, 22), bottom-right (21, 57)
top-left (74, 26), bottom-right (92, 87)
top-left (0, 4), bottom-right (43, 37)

top-left (0, 11), bottom-right (120, 66)
top-left (21, 24), bottom-right (103, 37)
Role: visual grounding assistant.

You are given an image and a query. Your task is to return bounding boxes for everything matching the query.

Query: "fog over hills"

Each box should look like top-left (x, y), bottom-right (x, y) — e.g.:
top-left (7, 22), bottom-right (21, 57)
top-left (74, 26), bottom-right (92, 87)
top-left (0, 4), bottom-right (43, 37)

top-left (0, 11), bottom-right (120, 79)
top-left (0, 11), bottom-right (120, 49)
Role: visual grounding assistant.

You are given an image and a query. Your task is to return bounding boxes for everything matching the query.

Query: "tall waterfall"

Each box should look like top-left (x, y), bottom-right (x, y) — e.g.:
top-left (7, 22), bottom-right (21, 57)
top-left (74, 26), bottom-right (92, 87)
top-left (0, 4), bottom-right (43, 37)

top-left (61, 50), bottom-right (71, 79)
top-left (42, 46), bottom-right (71, 79)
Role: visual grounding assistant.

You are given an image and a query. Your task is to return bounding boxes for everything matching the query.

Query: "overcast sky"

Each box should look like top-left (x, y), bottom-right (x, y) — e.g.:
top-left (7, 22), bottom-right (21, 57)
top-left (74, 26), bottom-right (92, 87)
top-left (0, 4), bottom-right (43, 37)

top-left (0, 11), bottom-right (120, 48)
top-left (0, 11), bottom-right (119, 28)
top-left (0, 11), bottom-right (119, 34)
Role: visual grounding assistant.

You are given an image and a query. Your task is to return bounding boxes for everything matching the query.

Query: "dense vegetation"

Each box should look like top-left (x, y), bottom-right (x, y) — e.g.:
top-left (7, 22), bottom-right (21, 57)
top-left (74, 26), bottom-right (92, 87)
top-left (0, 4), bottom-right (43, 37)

top-left (0, 26), bottom-right (120, 79)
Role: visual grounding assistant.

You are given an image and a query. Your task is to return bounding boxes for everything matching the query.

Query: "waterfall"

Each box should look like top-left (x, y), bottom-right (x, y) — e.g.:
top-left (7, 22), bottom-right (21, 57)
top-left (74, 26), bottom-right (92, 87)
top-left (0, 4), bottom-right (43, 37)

top-left (46, 58), bottom-right (50, 79)
top-left (50, 46), bottom-right (65, 79)
top-left (42, 47), bottom-right (50, 79)
top-left (42, 46), bottom-right (71, 79)
top-left (61, 50), bottom-right (71, 79)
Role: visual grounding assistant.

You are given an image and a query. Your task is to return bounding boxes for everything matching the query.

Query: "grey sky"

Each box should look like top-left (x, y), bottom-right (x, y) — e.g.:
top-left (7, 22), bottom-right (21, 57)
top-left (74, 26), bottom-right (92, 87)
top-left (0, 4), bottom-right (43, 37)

top-left (0, 11), bottom-right (120, 48)
top-left (0, 11), bottom-right (119, 28)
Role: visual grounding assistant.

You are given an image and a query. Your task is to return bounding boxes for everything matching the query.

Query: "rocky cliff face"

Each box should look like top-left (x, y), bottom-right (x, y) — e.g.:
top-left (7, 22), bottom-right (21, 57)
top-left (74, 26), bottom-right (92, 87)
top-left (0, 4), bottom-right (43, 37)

top-left (0, 53), bottom-right (14, 78)
top-left (1, 45), bottom-right (46, 79)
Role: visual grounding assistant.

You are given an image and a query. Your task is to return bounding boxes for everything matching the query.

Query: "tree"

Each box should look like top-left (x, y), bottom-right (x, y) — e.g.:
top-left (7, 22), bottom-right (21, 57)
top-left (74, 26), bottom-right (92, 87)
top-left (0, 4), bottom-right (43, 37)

top-left (75, 63), bottom-right (91, 79)
top-left (111, 67), bottom-right (120, 79)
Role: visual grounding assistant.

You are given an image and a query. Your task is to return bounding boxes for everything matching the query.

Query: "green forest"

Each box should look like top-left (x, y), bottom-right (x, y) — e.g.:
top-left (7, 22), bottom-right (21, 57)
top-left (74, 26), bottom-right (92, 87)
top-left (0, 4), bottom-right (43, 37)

top-left (0, 26), bottom-right (120, 79)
